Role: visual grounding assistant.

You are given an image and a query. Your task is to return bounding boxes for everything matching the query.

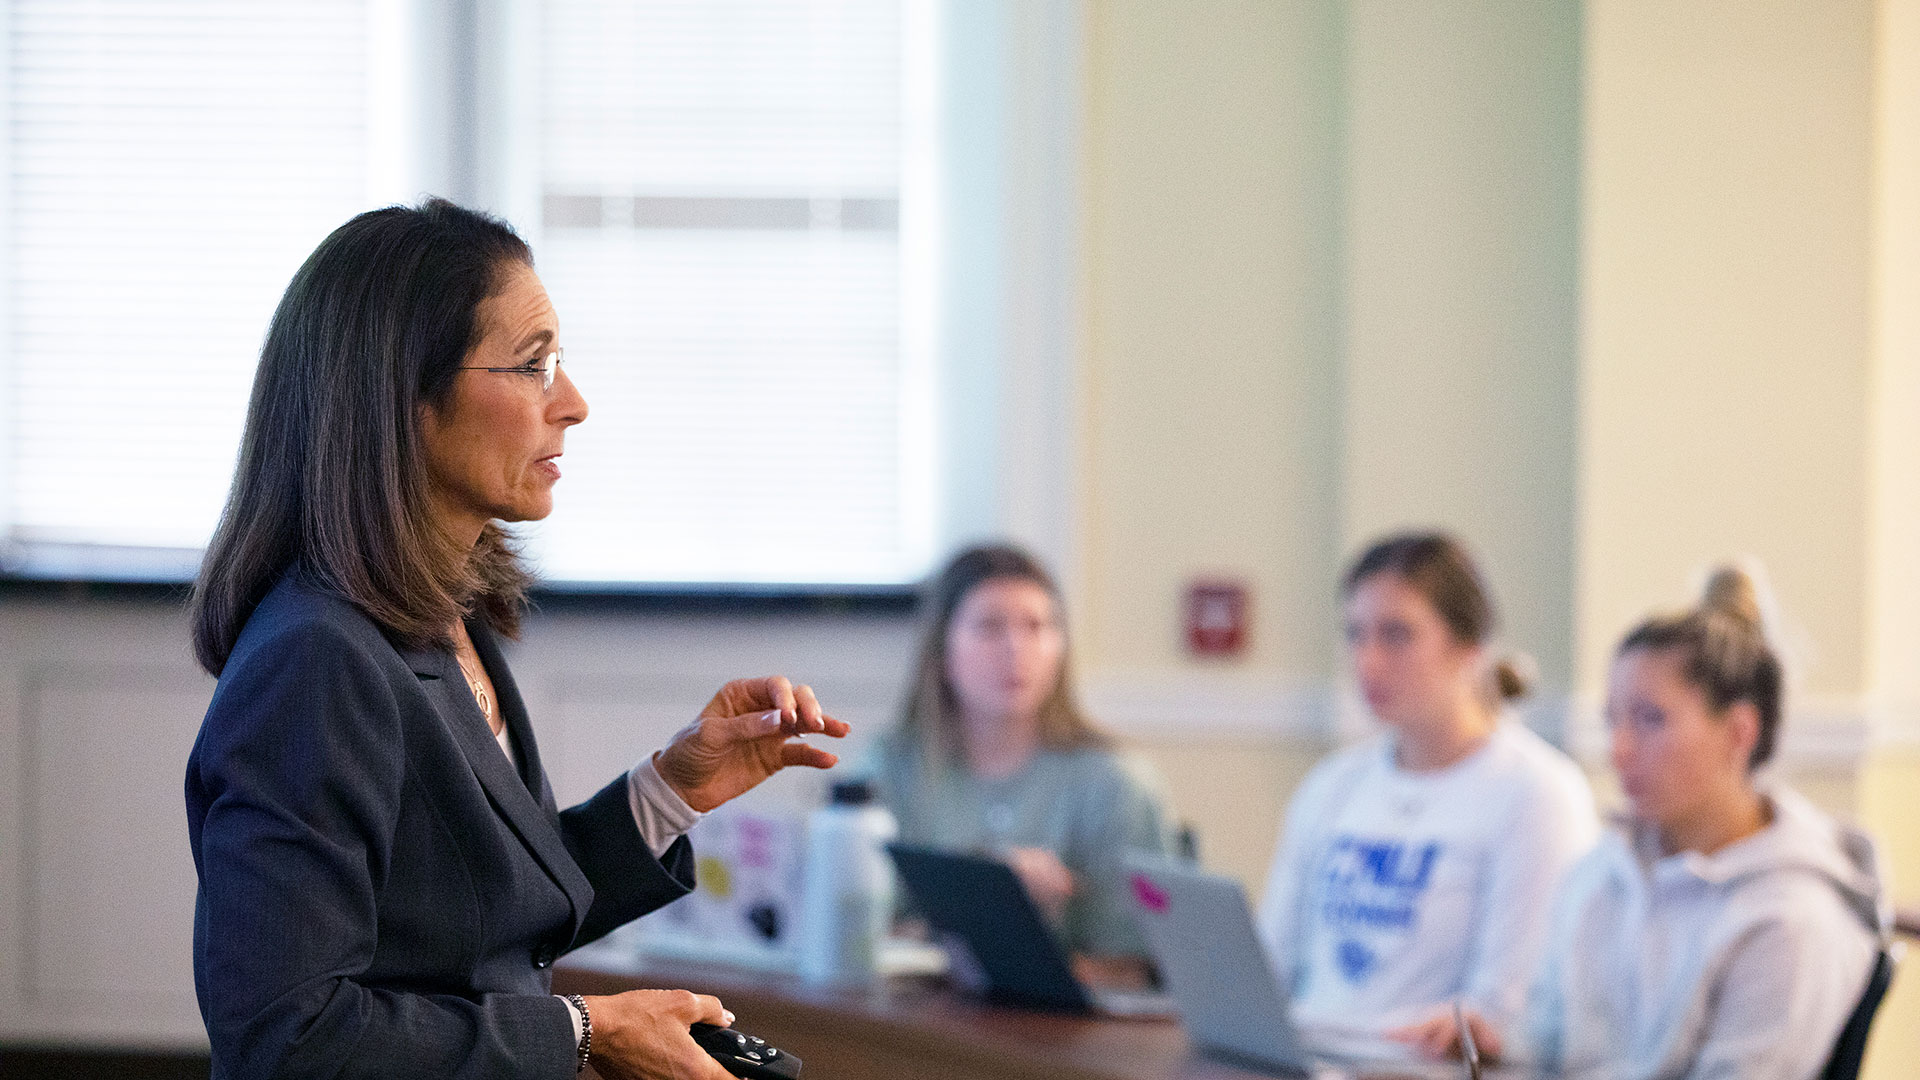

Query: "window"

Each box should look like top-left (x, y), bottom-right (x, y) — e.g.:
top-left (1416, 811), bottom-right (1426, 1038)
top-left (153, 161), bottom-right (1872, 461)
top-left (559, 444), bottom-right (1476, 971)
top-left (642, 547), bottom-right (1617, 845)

top-left (0, 0), bottom-right (378, 579)
top-left (0, 0), bottom-right (942, 588)
top-left (517, 0), bottom-right (933, 585)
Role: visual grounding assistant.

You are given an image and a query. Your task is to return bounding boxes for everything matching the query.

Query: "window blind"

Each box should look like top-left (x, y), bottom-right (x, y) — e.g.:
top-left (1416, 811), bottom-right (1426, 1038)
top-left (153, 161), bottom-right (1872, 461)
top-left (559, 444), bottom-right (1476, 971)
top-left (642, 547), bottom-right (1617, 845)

top-left (1, 0), bottom-right (373, 576)
top-left (0, 0), bottom-right (930, 589)
top-left (525, 0), bottom-right (926, 586)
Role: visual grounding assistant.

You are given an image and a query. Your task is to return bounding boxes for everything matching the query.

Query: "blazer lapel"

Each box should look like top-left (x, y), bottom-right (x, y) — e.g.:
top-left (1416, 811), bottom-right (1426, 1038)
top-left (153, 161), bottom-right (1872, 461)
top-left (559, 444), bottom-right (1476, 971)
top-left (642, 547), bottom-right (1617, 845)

top-left (466, 622), bottom-right (555, 811)
top-left (398, 635), bottom-right (594, 939)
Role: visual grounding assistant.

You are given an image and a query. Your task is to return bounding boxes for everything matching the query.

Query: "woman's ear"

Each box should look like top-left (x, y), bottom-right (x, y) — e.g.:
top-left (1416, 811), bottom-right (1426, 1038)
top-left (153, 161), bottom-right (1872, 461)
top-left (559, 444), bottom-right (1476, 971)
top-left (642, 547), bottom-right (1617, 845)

top-left (417, 399), bottom-right (443, 441)
top-left (1722, 699), bottom-right (1762, 771)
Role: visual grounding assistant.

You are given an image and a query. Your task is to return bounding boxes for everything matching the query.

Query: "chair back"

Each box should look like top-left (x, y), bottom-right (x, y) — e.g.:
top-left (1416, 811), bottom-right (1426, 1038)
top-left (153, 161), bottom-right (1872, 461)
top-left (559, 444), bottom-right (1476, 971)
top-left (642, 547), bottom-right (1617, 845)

top-left (1821, 944), bottom-right (1902, 1080)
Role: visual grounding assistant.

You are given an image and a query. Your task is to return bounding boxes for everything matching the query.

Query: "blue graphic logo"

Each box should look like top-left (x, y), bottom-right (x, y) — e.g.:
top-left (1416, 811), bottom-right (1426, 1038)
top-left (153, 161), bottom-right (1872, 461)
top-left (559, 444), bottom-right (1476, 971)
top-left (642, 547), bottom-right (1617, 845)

top-left (1336, 939), bottom-right (1376, 982)
top-left (1317, 835), bottom-right (1443, 983)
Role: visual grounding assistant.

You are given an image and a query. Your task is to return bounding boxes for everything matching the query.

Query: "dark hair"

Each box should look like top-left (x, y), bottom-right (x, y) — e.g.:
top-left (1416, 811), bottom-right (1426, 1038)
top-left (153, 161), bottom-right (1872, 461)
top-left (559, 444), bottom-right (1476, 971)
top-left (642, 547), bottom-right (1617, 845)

top-left (1617, 565), bottom-right (1783, 771)
top-left (190, 199), bottom-right (536, 675)
top-left (1343, 531), bottom-right (1531, 701)
top-left (894, 543), bottom-right (1109, 767)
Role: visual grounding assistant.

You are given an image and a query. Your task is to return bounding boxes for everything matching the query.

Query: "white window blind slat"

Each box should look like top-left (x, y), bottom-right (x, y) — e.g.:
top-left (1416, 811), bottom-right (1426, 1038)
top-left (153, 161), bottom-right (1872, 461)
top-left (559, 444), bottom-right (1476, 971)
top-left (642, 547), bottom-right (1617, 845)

top-left (5, 0), bottom-right (373, 555)
top-left (2, 0), bottom-right (931, 588)
top-left (528, 0), bottom-right (925, 585)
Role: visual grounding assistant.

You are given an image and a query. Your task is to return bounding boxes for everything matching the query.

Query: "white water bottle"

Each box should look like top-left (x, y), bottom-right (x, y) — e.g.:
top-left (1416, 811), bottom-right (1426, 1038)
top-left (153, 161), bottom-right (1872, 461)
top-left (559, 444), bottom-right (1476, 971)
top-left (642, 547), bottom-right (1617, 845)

top-left (795, 780), bottom-right (898, 985)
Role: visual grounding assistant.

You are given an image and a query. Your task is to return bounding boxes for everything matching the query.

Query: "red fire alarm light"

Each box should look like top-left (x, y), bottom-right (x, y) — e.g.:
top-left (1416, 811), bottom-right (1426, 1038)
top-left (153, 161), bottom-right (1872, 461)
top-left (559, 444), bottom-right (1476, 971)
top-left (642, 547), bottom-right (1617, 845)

top-left (1185, 579), bottom-right (1249, 657)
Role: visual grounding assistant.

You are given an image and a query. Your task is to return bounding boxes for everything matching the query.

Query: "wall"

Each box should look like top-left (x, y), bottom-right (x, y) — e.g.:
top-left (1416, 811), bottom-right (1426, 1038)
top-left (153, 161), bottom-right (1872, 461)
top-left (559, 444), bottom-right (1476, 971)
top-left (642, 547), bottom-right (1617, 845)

top-left (1339, 0), bottom-right (1581, 703)
top-left (1578, 0), bottom-right (1876, 699)
top-left (2, 1), bottom-right (1916, 1073)
top-left (1078, 0), bottom-right (1343, 683)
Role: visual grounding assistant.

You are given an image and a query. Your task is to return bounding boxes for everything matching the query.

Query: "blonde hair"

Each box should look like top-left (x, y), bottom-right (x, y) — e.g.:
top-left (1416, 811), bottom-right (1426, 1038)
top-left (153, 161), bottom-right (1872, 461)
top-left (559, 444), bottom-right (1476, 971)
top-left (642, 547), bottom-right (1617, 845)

top-left (1618, 562), bottom-right (1783, 770)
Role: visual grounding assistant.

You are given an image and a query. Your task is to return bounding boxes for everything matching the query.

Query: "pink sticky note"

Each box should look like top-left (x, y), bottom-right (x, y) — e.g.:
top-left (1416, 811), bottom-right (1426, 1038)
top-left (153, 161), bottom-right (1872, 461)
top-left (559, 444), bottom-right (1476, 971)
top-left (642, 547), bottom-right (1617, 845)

top-left (1131, 873), bottom-right (1170, 915)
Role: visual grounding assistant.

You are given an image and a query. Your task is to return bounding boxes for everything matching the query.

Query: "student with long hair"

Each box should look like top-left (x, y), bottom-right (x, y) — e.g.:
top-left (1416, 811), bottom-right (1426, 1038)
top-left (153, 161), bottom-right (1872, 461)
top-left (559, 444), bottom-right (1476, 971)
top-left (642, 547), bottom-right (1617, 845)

top-left (1435, 565), bottom-right (1889, 1078)
top-left (1258, 532), bottom-right (1598, 1045)
top-left (869, 543), bottom-right (1177, 988)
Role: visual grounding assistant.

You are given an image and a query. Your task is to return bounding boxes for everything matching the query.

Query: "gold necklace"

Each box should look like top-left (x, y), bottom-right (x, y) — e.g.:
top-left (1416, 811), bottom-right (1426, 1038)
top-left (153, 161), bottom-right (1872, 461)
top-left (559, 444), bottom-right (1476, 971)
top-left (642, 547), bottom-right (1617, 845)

top-left (454, 649), bottom-right (494, 729)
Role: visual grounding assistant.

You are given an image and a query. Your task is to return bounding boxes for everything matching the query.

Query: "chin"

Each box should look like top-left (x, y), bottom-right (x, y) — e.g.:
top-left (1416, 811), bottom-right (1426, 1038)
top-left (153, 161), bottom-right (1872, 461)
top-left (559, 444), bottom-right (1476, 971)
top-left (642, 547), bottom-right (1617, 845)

top-left (498, 497), bottom-right (554, 523)
top-left (1623, 794), bottom-right (1668, 826)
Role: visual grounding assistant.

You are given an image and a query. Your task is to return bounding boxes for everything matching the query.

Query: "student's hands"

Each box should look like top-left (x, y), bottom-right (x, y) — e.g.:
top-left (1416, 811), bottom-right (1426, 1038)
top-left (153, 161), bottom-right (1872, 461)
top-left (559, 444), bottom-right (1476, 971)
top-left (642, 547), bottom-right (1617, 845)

top-left (1004, 846), bottom-right (1076, 921)
top-left (1071, 953), bottom-right (1155, 991)
top-left (580, 989), bottom-right (736, 1080)
top-left (1384, 1006), bottom-right (1504, 1063)
top-left (655, 676), bottom-right (851, 812)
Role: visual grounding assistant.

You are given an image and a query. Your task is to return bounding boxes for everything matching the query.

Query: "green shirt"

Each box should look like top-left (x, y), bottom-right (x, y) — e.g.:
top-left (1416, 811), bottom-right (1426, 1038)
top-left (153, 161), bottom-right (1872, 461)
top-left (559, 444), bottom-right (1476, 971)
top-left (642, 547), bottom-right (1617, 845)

top-left (868, 736), bottom-right (1177, 958)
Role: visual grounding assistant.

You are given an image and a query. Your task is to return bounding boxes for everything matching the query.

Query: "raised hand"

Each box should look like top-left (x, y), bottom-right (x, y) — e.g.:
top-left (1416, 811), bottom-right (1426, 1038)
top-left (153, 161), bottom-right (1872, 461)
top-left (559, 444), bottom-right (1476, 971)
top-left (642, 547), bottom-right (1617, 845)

top-left (654, 676), bottom-right (851, 812)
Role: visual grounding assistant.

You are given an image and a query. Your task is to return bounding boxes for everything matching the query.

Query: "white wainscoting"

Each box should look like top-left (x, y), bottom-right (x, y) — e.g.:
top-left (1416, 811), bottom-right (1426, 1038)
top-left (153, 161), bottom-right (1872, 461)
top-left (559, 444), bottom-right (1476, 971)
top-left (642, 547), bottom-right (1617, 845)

top-left (0, 596), bottom-right (919, 1050)
top-left (4, 595), bottom-right (1897, 1049)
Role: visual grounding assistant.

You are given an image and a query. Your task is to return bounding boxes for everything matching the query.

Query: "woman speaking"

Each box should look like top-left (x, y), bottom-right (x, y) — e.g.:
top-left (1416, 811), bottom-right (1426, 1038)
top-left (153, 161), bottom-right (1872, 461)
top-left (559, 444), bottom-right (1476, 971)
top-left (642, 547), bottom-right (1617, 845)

top-left (184, 199), bottom-right (847, 1079)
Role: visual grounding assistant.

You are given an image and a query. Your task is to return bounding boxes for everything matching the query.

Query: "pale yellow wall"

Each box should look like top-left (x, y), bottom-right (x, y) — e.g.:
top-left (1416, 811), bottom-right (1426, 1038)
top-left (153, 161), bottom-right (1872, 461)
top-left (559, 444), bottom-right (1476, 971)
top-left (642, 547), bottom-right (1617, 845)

top-left (1340, 0), bottom-right (1581, 691)
top-left (1129, 734), bottom-right (1326, 902)
top-left (1578, 0), bottom-right (1877, 696)
top-left (1869, 0), bottom-right (1920, 711)
top-left (1078, 0), bottom-right (1342, 680)
top-left (1859, 750), bottom-right (1920, 1080)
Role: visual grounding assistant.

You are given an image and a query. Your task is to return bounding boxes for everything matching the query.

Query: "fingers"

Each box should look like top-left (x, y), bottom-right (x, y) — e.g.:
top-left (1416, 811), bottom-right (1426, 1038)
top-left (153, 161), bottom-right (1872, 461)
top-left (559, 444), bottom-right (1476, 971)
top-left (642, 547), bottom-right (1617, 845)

top-left (730, 709), bottom-right (787, 741)
top-left (1005, 847), bottom-right (1076, 915)
top-left (782, 683), bottom-right (845, 736)
top-left (793, 682), bottom-right (824, 732)
top-left (1383, 1016), bottom-right (1454, 1059)
top-left (780, 741), bottom-right (840, 769)
top-left (684, 991), bottom-right (730, 1027)
top-left (710, 676), bottom-right (850, 737)
top-left (763, 676), bottom-right (797, 722)
top-left (722, 709), bottom-right (846, 752)
top-left (1469, 1015), bottom-right (1504, 1062)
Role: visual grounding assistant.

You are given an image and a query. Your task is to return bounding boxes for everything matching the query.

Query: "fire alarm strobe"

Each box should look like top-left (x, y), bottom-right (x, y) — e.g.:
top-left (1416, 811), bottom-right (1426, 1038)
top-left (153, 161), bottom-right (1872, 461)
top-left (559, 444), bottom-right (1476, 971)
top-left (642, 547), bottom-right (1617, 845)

top-left (1186, 580), bottom-right (1248, 657)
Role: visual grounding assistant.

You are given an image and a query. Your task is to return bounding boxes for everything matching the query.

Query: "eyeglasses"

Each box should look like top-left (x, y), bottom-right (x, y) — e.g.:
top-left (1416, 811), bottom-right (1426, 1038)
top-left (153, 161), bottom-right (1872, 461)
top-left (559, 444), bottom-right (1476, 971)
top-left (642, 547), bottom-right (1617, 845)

top-left (459, 348), bottom-right (565, 393)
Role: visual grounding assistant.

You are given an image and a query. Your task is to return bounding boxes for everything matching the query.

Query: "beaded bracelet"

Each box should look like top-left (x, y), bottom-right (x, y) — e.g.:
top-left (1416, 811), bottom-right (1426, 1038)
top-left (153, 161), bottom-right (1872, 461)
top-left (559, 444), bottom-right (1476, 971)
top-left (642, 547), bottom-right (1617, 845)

top-left (565, 994), bottom-right (592, 1074)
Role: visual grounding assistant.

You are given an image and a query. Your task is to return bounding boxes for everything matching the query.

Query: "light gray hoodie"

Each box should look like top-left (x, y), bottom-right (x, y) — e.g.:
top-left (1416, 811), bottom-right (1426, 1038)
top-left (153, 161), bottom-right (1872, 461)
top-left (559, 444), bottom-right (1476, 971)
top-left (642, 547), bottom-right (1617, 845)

top-left (1518, 786), bottom-right (1889, 1080)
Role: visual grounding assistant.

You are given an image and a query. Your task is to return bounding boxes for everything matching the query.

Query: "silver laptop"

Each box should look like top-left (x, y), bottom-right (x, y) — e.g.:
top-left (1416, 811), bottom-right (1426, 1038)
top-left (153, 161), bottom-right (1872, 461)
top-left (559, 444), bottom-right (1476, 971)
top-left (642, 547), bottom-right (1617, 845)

top-left (1123, 854), bottom-right (1463, 1078)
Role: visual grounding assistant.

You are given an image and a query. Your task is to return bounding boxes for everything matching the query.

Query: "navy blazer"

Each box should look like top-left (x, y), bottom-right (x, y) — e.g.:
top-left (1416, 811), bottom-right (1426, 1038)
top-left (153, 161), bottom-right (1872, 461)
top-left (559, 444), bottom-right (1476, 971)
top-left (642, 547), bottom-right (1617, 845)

top-left (186, 573), bottom-right (694, 1079)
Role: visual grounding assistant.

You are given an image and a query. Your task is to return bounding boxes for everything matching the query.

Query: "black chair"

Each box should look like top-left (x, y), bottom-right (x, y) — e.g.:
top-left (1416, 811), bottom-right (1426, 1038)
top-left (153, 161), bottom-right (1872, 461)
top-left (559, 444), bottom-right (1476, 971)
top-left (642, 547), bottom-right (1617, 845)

top-left (1821, 944), bottom-right (1902, 1080)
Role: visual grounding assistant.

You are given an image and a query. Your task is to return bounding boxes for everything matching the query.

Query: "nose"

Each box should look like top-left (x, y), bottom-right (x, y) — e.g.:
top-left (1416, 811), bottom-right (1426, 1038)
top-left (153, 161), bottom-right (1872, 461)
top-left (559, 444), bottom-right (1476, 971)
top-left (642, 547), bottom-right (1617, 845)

top-left (1350, 637), bottom-right (1383, 681)
top-left (550, 364), bottom-right (588, 426)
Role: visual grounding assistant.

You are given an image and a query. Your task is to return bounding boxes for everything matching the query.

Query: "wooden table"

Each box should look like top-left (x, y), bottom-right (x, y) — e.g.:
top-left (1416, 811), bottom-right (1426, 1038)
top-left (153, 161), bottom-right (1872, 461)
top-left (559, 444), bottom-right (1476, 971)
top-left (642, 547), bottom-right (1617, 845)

top-left (553, 953), bottom-right (1292, 1080)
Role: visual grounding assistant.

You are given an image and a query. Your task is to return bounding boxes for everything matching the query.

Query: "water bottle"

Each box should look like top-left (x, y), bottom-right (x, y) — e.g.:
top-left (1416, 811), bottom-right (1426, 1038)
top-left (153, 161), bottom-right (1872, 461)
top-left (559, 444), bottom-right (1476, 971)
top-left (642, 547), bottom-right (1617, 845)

top-left (795, 780), bottom-right (898, 985)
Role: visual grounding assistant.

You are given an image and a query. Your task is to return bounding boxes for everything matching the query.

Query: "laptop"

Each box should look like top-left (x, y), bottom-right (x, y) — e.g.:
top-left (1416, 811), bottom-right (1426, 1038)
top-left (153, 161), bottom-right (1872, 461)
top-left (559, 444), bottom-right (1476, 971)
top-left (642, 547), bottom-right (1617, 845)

top-left (1122, 853), bottom-right (1466, 1078)
top-left (885, 844), bottom-right (1174, 1016)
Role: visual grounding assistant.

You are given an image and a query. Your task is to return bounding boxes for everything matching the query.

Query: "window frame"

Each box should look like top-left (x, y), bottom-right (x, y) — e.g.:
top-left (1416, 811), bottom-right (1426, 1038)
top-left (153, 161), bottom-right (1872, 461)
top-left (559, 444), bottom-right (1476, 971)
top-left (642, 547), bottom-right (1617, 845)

top-left (0, 0), bottom-right (1085, 601)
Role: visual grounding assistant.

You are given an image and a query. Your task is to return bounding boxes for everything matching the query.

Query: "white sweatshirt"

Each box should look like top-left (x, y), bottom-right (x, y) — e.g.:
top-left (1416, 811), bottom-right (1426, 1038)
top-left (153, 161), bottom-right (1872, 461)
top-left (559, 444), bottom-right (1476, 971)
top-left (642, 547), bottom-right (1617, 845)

top-left (1256, 722), bottom-right (1599, 1038)
top-left (1517, 786), bottom-right (1889, 1080)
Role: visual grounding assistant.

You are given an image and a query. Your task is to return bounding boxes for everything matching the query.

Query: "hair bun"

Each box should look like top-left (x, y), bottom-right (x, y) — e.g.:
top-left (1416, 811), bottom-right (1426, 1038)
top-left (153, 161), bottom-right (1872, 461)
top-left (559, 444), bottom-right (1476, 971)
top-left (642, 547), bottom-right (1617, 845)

top-left (1491, 652), bottom-right (1535, 702)
top-left (1701, 564), bottom-right (1765, 630)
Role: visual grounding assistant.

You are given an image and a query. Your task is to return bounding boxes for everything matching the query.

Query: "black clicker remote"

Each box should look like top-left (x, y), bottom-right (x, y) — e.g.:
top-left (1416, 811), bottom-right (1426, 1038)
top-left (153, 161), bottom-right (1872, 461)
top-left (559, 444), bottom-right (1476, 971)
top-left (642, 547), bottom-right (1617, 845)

top-left (689, 1022), bottom-right (803, 1080)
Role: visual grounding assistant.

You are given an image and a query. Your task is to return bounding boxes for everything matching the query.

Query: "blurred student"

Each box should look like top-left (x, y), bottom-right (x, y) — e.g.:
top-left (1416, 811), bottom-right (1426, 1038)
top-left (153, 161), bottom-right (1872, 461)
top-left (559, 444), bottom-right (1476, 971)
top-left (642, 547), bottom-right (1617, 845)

top-left (1424, 565), bottom-right (1889, 1078)
top-left (868, 543), bottom-right (1177, 989)
top-left (1259, 532), bottom-right (1598, 1043)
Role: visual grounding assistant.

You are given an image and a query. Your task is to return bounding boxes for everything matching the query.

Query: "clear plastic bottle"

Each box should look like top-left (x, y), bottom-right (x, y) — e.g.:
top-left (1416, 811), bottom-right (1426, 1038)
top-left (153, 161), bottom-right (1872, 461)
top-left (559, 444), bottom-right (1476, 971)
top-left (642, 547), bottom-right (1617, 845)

top-left (795, 780), bottom-right (898, 985)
